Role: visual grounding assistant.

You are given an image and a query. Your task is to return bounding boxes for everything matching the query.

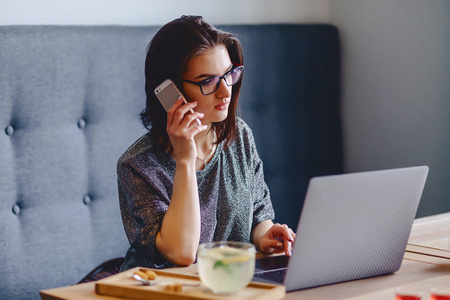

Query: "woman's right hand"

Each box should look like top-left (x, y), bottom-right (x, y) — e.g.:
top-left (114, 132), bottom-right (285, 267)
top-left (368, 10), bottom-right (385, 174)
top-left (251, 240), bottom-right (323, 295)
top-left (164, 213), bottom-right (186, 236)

top-left (166, 96), bottom-right (207, 165)
top-left (158, 96), bottom-right (206, 265)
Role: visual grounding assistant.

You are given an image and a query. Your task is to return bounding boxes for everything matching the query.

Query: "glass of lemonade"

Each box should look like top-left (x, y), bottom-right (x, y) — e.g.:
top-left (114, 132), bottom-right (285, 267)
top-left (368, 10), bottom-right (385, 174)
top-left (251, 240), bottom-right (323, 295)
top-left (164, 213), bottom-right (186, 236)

top-left (197, 241), bottom-right (255, 294)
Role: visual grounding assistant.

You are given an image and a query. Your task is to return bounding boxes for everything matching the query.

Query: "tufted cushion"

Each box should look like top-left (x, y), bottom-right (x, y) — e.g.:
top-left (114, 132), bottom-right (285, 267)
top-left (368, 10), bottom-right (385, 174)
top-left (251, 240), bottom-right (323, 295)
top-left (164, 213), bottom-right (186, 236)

top-left (0, 25), bottom-right (341, 300)
top-left (0, 26), bottom-right (151, 299)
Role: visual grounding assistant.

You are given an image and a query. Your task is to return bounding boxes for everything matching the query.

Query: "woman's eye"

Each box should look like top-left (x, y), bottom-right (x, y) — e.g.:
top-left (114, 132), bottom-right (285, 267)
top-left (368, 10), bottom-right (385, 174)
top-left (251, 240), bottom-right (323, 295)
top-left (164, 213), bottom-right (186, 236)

top-left (201, 77), bottom-right (217, 86)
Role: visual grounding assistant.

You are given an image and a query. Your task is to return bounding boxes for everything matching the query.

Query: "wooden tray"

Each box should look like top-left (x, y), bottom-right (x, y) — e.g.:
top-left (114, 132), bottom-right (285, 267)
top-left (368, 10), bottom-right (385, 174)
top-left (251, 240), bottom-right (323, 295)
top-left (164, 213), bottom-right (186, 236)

top-left (95, 267), bottom-right (285, 300)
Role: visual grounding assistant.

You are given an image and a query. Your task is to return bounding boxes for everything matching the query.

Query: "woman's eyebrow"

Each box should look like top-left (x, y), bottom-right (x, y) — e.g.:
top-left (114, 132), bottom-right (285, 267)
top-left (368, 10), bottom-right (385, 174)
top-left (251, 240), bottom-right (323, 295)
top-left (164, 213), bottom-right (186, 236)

top-left (194, 64), bottom-right (234, 80)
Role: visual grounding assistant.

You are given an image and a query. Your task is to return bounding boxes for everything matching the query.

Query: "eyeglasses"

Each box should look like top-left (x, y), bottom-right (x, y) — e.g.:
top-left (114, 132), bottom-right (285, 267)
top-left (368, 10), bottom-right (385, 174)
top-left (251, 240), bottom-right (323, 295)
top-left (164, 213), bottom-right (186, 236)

top-left (182, 65), bottom-right (244, 95)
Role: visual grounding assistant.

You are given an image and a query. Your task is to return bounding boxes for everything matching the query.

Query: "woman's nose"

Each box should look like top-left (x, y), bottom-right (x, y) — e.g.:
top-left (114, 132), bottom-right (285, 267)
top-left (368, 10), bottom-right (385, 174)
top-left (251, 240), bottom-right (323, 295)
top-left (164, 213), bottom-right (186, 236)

top-left (216, 78), bottom-right (232, 98)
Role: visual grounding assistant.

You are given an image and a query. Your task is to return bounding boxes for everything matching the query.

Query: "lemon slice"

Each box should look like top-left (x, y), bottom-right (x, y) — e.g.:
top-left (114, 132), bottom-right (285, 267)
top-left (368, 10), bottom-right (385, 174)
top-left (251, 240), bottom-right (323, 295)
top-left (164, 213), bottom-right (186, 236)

top-left (221, 256), bottom-right (250, 265)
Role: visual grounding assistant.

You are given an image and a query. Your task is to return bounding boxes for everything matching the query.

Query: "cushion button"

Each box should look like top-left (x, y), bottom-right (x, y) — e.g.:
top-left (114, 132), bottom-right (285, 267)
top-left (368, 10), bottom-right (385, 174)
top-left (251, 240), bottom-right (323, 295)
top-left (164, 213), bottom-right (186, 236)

top-left (5, 125), bottom-right (14, 136)
top-left (78, 119), bottom-right (86, 129)
top-left (83, 195), bottom-right (91, 205)
top-left (12, 204), bottom-right (21, 215)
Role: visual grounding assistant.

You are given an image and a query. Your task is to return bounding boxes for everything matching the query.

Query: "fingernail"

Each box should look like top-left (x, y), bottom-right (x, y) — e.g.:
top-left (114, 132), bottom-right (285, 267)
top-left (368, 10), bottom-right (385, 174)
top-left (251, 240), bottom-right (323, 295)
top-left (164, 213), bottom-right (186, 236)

top-left (277, 242), bottom-right (283, 247)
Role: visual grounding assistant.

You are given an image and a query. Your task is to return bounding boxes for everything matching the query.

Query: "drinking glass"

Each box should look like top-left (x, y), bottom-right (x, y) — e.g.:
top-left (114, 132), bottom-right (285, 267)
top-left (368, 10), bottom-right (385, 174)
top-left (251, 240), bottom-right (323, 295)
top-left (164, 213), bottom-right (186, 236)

top-left (430, 287), bottom-right (450, 300)
top-left (197, 241), bottom-right (255, 294)
top-left (395, 287), bottom-right (423, 300)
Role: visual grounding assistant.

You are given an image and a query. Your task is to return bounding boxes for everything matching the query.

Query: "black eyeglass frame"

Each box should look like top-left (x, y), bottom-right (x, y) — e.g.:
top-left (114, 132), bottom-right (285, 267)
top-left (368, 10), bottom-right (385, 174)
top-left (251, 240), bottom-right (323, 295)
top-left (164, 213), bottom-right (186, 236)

top-left (181, 65), bottom-right (244, 96)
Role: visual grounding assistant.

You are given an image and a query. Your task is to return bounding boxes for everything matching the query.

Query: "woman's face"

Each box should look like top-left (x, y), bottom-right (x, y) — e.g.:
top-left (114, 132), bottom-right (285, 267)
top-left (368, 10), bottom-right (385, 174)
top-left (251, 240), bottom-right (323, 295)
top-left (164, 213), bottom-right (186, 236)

top-left (182, 44), bottom-right (233, 125)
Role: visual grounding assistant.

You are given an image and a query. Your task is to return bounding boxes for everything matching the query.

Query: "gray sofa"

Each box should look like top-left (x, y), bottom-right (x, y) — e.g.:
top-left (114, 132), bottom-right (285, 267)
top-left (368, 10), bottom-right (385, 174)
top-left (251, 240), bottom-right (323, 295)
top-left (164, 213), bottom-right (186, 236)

top-left (0, 24), bottom-right (342, 299)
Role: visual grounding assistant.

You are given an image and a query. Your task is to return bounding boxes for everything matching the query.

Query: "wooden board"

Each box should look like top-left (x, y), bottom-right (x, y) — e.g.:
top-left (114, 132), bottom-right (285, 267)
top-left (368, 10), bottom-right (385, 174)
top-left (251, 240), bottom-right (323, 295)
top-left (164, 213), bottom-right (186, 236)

top-left (406, 243), bottom-right (450, 259)
top-left (95, 267), bottom-right (285, 300)
top-left (404, 251), bottom-right (450, 267)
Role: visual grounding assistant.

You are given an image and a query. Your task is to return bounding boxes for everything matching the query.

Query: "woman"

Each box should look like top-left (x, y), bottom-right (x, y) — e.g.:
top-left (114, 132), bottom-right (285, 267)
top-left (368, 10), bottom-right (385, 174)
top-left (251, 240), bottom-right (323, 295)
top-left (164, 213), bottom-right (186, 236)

top-left (118, 15), bottom-right (295, 270)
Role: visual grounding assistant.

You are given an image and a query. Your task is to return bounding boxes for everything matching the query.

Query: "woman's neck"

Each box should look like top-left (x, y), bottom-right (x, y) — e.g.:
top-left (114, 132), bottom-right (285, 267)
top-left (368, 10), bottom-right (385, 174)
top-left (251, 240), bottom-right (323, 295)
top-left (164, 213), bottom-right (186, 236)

top-left (194, 125), bottom-right (214, 154)
top-left (194, 125), bottom-right (216, 169)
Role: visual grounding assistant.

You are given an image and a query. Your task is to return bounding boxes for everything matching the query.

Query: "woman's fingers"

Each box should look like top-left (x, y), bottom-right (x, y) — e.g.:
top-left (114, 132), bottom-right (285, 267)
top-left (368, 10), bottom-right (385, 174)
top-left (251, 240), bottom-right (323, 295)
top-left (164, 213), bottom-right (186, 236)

top-left (271, 223), bottom-right (294, 241)
top-left (280, 224), bottom-right (294, 256)
top-left (269, 223), bottom-right (295, 256)
top-left (165, 96), bottom-right (207, 163)
top-left (166, 97), bottom-right (204, 139)
top-left (284, 237), bottom-right (292, 256)
top-left (181, 111), bottom-right (204, 129)
top-left (167, 96), bottom-right (198, 123)
top-left (264, 239), bottom-right (284, 253)
top-left (172, 100), bottom-right (198, 125)
top-left (168, 112), bottom-right (205, 141)
top-left (290, 228), bottom-right (296, 240)
top-left (188, 123), bottom-right (208, 137)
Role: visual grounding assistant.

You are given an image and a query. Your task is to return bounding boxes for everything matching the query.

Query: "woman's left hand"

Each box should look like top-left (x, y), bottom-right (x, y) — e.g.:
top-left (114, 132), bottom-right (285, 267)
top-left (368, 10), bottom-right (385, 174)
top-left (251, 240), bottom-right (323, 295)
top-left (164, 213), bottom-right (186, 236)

top-left (259, 223), bottom-right (296, 256)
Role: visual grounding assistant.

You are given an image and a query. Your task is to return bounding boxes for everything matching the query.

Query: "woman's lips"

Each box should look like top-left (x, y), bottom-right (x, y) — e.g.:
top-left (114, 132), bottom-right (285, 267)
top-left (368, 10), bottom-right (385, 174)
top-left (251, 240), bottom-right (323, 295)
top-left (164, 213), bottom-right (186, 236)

top-left (215, 102), bottom-right (229, 110)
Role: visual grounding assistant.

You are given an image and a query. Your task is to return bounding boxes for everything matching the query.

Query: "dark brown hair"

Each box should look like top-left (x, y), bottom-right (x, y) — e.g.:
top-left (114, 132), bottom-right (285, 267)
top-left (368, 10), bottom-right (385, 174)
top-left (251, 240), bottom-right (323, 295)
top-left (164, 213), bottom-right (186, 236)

top-left (140, 15), bottom-right (244, 150)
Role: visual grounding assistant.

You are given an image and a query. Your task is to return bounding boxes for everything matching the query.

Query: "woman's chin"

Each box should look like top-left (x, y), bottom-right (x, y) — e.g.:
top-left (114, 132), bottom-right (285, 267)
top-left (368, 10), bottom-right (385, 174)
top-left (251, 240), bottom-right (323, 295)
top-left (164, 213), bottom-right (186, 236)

top-left (208, 112), bottom-right (229, 123)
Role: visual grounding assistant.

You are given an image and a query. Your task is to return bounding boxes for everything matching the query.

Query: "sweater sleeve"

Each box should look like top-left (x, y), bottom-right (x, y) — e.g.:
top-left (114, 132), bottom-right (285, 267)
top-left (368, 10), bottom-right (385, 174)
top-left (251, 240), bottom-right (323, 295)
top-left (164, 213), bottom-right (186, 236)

top-left (117, 156), bottom-right (172, 269)
top-left (252, 153), bottom-right (275, 227)
top-left (242, 121), bottom-right (275, 227)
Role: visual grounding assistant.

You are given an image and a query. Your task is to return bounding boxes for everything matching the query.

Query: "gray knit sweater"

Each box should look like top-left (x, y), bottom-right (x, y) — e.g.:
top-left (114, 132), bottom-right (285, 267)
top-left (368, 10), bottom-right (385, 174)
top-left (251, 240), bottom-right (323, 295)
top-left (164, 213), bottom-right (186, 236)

top-left (118, 118), bottom-right (275, 270)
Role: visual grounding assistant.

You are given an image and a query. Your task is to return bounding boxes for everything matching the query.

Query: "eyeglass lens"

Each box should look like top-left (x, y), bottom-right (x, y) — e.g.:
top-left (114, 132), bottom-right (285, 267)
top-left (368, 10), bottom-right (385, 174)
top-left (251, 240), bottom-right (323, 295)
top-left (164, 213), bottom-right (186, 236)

top-left (201, 66), bottom-right (243, 95)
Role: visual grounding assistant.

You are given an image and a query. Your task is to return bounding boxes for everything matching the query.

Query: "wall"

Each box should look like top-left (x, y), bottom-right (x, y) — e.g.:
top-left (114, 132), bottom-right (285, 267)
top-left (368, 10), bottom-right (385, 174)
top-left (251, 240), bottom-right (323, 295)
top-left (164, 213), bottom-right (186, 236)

top-left (0, 0), bottom-right (330, 25)
top-left (330, 0), bottom-right (450, 217)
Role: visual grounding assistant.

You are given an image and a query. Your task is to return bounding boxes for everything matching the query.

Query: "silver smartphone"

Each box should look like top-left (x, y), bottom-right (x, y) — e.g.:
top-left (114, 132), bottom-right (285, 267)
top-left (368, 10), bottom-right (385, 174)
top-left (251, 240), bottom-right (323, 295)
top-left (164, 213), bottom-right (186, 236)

top-left (154, 79), bottom-right (201, 125)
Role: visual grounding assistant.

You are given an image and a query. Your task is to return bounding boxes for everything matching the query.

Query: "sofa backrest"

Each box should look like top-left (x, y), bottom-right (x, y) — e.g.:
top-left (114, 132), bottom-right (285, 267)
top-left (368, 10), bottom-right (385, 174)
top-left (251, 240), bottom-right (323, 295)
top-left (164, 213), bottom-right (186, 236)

top-left (0, 25), bottom-right (341, 300)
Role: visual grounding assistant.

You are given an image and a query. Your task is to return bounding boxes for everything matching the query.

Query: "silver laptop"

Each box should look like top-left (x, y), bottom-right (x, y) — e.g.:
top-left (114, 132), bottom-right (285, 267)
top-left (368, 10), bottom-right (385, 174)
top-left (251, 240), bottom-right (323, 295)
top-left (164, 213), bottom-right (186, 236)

top-left (253, 166), bottom-right (429, 292)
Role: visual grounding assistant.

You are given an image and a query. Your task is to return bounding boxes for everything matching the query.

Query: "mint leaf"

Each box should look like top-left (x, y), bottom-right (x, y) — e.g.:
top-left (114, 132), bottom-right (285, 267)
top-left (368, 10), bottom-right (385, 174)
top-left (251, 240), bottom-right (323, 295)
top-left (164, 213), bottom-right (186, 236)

top-left (213, 260), bottom-right (232, 274)
top-left (213, 260), bottom-right (225, 269)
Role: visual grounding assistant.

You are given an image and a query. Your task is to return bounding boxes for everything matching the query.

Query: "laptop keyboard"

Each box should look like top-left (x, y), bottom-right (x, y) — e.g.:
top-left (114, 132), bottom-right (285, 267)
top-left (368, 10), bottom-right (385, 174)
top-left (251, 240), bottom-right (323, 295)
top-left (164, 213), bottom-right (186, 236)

top-left (253, 268), bottom-right (287, 284)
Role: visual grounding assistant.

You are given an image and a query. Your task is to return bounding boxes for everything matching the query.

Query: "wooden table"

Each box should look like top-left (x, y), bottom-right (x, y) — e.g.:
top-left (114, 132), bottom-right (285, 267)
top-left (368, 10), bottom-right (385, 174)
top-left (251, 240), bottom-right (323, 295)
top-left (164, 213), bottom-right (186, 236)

top-left (40, 213), bottom-right (450, 300)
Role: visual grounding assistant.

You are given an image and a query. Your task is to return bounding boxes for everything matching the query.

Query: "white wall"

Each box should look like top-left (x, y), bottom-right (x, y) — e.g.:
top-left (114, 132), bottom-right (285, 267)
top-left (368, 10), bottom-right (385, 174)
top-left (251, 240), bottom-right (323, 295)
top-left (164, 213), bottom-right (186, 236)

top-left (0, 0), bottom-right (330, 25)
top-left (330, 0), bottom-right (450, 217)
